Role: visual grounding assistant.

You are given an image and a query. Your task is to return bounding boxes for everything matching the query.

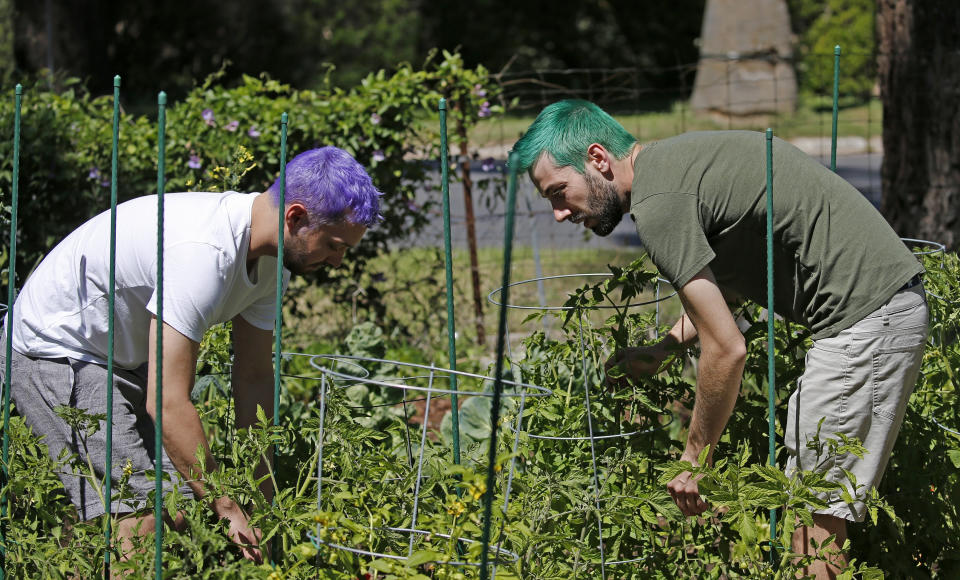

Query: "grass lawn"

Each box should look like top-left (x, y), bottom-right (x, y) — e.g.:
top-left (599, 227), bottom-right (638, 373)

top-left (466, 98), bottom-right (882, 153)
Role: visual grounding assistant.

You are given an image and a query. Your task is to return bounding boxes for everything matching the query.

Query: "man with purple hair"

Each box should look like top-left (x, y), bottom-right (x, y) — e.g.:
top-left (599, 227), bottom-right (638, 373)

top-left (2, 146), bottom-right (381, 562)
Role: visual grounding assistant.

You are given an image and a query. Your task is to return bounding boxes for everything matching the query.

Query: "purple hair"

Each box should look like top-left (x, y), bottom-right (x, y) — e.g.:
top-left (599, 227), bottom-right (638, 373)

top-left (268, 146), bottom-right (383, 227)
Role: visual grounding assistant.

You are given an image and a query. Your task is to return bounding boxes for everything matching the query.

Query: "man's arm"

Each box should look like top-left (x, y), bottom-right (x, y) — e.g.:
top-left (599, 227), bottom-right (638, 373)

top-left (668, 266), bottom-right (747, 516)
top-left (230, 314), bottom-right (276, 502)
top-left (606, 283), bottom-right (746, 380)
top-left (145, 317), bottom-right (263, 563)
top-left (604, 313), bottom-right (696, 380)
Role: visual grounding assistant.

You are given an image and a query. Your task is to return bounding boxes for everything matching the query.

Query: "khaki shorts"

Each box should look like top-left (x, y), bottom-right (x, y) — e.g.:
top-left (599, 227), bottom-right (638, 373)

top-left (785, 284), bottom-right (928, 522)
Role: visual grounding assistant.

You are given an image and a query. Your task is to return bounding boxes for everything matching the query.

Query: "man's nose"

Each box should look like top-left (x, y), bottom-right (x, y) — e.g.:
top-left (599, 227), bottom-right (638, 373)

top-left (553, 207), bottom-right (572, 222)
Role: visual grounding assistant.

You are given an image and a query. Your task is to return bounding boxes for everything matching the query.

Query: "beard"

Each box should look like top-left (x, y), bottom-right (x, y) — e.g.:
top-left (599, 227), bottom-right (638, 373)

top-left (282, 236), bottom-right (314, 275)
top-left (582, 171), bottom-right (625, 237)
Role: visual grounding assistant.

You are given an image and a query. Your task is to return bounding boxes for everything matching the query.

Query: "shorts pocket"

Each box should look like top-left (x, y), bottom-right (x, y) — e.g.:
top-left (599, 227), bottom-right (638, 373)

top-left (871, 343), bottom-right (923, 422)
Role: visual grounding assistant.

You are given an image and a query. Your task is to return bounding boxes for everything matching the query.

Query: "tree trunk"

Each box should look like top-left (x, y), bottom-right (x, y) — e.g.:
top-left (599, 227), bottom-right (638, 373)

top-left (0, 0), bottom-right (13, 85)
top-left (456, 98), bottom-right (486, 346)
top-left (691, 0), bottom-right (797, 118)
top-left (877, 0), bottom-right (960, 248)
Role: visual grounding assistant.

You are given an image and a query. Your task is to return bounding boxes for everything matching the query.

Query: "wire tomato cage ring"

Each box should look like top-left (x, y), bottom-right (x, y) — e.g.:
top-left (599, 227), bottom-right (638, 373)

top-left (307, 354), bottom-right (550, 569)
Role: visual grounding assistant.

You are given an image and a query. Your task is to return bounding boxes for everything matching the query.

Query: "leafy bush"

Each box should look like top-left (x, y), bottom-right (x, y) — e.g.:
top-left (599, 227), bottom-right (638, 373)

top-left (789, 0), bottom-right (876, 101)
top-left (5, 251), bottom-right (956, 578)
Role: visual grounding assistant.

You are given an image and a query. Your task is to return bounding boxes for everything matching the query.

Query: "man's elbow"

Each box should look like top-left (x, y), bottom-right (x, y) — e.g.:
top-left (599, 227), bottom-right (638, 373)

top-left (146, 392), bottom-right (192, 422)
top-left (704, 334), bottom-right (747, 368)
top-left (146, 399), bottom-right (157, 420)
top-left (728, 335), bottom-right (747, 365)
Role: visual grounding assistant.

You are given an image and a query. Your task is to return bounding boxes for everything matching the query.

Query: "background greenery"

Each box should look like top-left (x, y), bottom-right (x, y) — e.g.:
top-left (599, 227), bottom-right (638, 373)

top-left (3, 252), bottom-right (957, 578)
top-left (4, 0), bottom-right (875, 107)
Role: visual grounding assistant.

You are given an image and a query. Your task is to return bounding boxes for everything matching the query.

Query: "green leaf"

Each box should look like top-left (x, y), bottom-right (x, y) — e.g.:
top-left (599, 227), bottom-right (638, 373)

top-left (948, 449), bottom-right (960, 469)
top-left (406, 549), bottom-right (444, 567)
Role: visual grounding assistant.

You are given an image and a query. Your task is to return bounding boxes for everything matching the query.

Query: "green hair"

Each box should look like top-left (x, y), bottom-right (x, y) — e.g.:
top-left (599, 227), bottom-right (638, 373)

top-left (510, 100), bottom-right (637, 174)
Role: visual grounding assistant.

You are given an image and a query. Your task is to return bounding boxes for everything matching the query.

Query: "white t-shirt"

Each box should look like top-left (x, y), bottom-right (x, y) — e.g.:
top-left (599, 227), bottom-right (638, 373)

top-left (12, 191), bottom-right (290, 368)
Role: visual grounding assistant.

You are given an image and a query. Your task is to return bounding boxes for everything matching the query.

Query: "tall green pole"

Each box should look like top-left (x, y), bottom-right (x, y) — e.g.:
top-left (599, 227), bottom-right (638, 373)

top-left (0, 83), bottom-right (23, 580)
top-left (103, 74), bottom-right (121, 577)
top-left (830, 45), bottom-right (841, 173)
top-left (271, 112), bottom-right (288, 567)
top-left (274, 113), bottom-right (287, 431)
top-left (765, 128), bottom-right (777, 564)
top-left (479, 153), bottom-right (518, 580)
top-left (438, 98), bottom-right (461, 465)
top-left (154, 90), bottom-right (167, 580)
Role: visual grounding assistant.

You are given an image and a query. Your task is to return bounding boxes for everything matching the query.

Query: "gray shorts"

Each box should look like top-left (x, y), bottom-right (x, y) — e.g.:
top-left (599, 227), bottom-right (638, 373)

top-left (1, 343), bottom-right (194, 520)
top-left (785, 284), bottom-right (928, 522)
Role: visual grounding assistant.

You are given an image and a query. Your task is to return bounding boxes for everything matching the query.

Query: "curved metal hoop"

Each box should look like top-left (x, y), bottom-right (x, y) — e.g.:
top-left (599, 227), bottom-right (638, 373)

top-left (308, 526), bottom-right (520, 566)
top-left (930, 412), bottom-right (960, 438)
top-left (309, 354), bottom-right (552, 399)
top-left (902, 237), bottom-right (947, 257)
top-left (195, 352), bottom-right (373, 384)
top-left (510, 415), bottom-right (674, 442)
top-left (487, 273), bottom-right (676, 311)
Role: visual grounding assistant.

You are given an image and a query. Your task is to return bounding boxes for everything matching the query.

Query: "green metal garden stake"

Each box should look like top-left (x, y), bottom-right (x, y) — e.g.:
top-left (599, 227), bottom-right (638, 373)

top-left (104, 74), bottom-right (121, 578)
top-left (270, 112), bottom-right (288, 568)
top-left (765, 128), bottom-right (778, 565)
top-left (0, 83), bottom-right (23, 580)
top-left (154, 90), bottom-right (167, 580)
top-left (274, 113), bottom-right (287, 433)
top-left (479, 153), bottom-right (518, 580)
top-left (438, 98), bottom-right (462, 465)
top-left (831, 45), bottom-right (841, 172)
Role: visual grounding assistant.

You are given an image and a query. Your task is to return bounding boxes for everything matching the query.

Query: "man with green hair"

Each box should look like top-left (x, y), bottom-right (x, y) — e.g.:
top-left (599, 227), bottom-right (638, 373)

top-left (510, 99), bottom-right (927, 578)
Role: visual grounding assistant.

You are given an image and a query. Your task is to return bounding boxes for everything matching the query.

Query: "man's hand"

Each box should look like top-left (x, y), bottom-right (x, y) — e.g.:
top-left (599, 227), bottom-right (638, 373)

top-left (604, 345), bottom-right (670, 386)
top-left (667, 462), bottom-right (709, 517)
top-left (214, 496), bottom-right (264, 563)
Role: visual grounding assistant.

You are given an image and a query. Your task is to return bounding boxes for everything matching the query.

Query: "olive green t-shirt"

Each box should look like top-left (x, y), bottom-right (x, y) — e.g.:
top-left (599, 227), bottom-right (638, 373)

top-left (630, 131), bottom-right (923, 339)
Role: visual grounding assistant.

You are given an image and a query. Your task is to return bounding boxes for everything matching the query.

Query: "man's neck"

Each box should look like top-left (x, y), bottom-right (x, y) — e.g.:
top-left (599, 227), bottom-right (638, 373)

top-left (617, 142), bottom-right (643, 213)
top-left (247, 192), bottom-right (280, 267)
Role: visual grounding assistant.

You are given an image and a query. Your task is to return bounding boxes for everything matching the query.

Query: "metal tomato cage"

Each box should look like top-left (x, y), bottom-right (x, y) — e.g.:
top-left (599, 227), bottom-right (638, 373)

top-left (487, 272), bottom-right (678, 574)
top-left (305, 354), bottom-right (550, 571)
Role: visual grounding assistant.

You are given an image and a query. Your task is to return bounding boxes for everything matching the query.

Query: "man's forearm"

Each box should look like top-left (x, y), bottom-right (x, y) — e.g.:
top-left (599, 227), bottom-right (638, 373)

top-left (158, 396), bottom-right (218, 499)
top-left (683, 344), bottom-right (745, 463)
top-left (232, 373), bottom-right (274, 430)
top-left (664, 313), bottom-right (698, 349)
top-left (232, 371), bottom-right (276, 503)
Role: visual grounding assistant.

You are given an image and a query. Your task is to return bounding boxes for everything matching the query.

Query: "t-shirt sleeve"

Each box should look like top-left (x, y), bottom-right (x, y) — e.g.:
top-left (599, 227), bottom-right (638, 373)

top-left (238, 269), bottom-right (290, 331)
top-left (631, 192), bottom-right (715, 289)
top-left (145, 242), bottom-right (227, 343)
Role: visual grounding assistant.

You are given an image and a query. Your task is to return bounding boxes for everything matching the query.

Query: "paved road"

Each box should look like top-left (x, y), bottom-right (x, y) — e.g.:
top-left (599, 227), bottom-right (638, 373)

top-left (409, 153), bottom-right (883, 251)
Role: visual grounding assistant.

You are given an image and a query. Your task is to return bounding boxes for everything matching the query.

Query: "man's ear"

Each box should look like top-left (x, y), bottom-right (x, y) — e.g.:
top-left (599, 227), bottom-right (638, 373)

top-left (284, 203), bottom-right (310, 235)
top-left (586, 143), bottom-right (611, 173)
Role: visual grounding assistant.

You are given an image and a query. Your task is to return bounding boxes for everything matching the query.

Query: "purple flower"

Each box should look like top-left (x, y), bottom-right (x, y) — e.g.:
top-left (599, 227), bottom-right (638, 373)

top-left (247, 125), bottom-right (261, 139)
top-left (478, 101), bottom-right (491, 118)
top-left (188, 154), bottom-right (202, 169)
top-left (372, 150), bottom-right (386, 163)
top-left (481, 157), bottom-right (495, 172)
top-left (99, 177), bottom-right (111, 188)
top-left (87, 167), bottom-right (101, 180)
top-left (406, 200), bottom-right (420, 212)
top-left (473, 83), bottom-right (487, 98)
top-left (225, 120), bottom-right (239, 132)
top-left (370, 113), bottom-right (381, 125)
top-left (202, 109), bottom-right (216, 127)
